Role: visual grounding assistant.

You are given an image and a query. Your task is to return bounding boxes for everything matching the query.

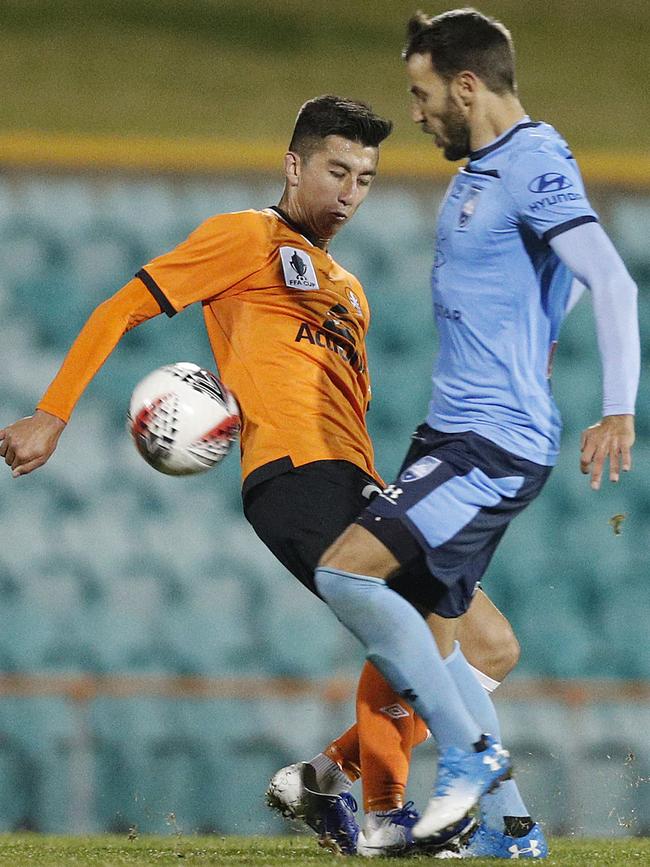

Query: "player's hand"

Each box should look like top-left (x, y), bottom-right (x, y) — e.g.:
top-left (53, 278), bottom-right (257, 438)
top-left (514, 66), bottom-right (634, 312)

top-left (580, 414), bottom-right (635, 491)
top-left (0, 410), bottom-right (66, 477)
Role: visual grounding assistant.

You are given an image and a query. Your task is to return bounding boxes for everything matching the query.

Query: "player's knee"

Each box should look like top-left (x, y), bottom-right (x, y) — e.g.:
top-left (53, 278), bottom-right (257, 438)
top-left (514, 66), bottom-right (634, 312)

top-left (485, 621), bottom-right (520, 680)
top-left (463, 614), bottom-right (520, 682)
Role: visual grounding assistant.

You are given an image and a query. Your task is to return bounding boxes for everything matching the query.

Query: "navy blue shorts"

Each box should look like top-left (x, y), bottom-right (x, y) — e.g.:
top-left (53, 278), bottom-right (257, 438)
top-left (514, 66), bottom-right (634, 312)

top-left (243, 459), bottom-right (382, 597)
top-left (357, 424), bottom-right (552, 618)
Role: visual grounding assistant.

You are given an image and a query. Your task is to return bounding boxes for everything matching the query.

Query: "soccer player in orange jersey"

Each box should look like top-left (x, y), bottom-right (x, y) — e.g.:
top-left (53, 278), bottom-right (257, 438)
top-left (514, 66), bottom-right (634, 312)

top-left (1, 95), bottom-right (520, 856)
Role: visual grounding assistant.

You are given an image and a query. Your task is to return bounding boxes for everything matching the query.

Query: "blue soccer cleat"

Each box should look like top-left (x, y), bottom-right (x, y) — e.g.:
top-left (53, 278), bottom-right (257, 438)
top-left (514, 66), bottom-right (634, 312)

top-left (266, 762), bottom-right (359, 855)
top-left (307, 790), bottom-right (360, 855)
top-left (461, 821), bottom-right (548, 858)
top-left (413, 735), bottom-right (512, 841)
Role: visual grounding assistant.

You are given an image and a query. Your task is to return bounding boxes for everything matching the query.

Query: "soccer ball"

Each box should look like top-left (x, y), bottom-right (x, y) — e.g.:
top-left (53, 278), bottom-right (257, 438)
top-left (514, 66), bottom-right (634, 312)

top-left (127, 362), bottom-right (240, 476)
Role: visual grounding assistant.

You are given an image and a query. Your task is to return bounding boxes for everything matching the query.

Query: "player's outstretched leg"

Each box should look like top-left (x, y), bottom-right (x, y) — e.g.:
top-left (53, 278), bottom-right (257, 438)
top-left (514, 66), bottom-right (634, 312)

top-left (413, 733), bottom-right (511, 841)
top-left (266, 761), bottom-right (359, 855)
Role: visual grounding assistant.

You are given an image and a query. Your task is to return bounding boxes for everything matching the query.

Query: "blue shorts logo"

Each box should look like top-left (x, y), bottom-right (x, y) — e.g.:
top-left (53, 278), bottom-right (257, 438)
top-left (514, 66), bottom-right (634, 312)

top-left (401, 455), bottom-right (442, 483)
top-left (527, 173), bottom-right (573, 194)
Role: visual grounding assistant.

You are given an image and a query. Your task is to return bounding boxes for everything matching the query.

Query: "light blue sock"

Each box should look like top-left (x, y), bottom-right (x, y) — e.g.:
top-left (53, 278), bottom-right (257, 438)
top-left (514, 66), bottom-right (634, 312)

top-left (315, 566), bottom-right (482, 751)
top-left (445, 642), bottom-right (530, 828)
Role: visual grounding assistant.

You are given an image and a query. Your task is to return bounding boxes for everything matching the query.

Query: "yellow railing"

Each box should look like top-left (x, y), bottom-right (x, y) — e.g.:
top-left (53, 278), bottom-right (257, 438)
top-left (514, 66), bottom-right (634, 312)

top-left (2, 131), bottom-right (650, 189)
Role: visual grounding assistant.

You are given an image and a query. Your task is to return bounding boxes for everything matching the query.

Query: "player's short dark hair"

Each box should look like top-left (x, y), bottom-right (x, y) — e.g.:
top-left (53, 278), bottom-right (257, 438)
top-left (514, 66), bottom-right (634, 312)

top-left (288, 95), bottom-right (393, 159)
top-left (404, 8), bottom-right (516, 95)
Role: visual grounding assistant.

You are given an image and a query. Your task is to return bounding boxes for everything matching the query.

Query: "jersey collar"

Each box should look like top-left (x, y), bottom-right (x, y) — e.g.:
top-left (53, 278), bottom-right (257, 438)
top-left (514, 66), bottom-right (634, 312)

top-left (268, 205), bottom-right (320, 248)
top-left (469, 117), bottom-right (541, 162)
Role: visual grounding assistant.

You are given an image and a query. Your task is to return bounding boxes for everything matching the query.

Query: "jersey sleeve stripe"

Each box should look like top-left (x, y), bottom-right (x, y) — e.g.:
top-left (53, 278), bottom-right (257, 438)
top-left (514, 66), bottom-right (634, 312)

top-left (135, 268), bottom-right (177, 318)
top-left (542, 214), bottom-right (598, 244)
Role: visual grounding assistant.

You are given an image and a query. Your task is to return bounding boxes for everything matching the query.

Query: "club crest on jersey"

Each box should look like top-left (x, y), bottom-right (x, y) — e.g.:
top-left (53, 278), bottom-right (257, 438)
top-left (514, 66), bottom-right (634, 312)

top-left (347, 288), bottom-right (363, 316)
top-left (401, 455), bottom-right (441, 483)
top-left (280, 246), bottom-right (319, 290)
top-left (458, 184), bottom-right (482, 229)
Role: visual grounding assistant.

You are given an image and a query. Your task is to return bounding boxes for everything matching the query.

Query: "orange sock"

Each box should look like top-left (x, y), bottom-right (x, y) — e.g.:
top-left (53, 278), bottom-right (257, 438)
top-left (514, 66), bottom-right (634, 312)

top-left (357, 661), bottom-right (416, 811)
top-left (324, 723), bottom-right (362, 783)
top-left (323, 662), bottom-right (430, 812)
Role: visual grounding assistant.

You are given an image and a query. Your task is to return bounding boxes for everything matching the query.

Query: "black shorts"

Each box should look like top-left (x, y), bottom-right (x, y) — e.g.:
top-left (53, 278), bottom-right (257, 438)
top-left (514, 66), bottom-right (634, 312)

top-left (357, 424), bottom-right (552, 618)
top-left (243, 460), bottom-right (382, 596)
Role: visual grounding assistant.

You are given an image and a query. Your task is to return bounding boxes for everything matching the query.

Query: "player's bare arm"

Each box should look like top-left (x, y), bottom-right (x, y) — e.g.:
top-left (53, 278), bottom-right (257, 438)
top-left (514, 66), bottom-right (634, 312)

top-left (0, 410), bottom-right (66, 477)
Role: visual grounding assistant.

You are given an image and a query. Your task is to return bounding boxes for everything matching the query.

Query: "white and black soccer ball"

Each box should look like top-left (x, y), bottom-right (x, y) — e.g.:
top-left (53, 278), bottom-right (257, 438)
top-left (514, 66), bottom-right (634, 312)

top-left (127, 362), bottom-right (240, 476)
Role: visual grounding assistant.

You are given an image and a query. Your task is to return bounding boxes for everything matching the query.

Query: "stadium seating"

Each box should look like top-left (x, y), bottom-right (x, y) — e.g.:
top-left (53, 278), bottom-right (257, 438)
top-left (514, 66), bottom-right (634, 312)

top-left (0, 174), bottom-right (648, 835)
top-left (0, 722), bottom-right (39, 831)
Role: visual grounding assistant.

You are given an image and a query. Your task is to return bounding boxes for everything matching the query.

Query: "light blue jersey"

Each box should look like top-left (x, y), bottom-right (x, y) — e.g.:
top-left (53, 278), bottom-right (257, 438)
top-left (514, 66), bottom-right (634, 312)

top-left (428, 118), bottom-right (598, 465)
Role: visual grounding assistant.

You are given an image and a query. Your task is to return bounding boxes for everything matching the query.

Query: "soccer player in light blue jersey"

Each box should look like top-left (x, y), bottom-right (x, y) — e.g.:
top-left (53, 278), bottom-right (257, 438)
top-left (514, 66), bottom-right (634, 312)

top-left (313, 8), bottom-right (639, 860)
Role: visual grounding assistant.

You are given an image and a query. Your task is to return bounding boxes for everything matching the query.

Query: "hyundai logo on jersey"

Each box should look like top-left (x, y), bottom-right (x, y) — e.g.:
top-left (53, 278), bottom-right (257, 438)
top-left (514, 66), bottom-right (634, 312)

top-left (527, 173), bottom-right (573, 194)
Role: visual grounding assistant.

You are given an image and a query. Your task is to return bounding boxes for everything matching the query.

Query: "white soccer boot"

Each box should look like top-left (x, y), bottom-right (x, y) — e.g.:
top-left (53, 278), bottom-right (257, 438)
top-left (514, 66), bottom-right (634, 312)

top-left (357, 802), bottom-right (420, 857)
top-left (266, 762), bottom-right (307, 819)
top-left (266, 762), bottom-right (359, 855)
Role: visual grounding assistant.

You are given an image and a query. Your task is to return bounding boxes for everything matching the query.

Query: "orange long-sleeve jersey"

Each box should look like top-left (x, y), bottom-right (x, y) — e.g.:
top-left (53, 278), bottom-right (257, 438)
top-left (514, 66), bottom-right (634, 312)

top-left (38, 207), bottom-right (381, 489)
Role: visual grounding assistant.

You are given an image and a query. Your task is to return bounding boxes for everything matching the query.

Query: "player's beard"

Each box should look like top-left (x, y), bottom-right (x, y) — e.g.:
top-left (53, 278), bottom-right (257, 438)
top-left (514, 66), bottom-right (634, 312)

top-left (440, 98), bottom-right (471, 162)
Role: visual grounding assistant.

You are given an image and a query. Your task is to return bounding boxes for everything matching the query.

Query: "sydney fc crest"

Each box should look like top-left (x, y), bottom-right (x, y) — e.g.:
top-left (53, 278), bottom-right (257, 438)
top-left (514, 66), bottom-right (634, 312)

top-left (458, 184), bottom-right (482, 229)
top-left (401, 455), bottom-right (442, 483)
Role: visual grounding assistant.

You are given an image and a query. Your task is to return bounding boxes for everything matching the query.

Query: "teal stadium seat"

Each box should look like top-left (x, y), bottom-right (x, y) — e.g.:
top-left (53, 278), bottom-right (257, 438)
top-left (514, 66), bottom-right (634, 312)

top-left (573, 740), bottom-right (643, 837)
top-left (555, 293), bottom-right (597, 360)
top-left (62, 220), bottom-right (147, 320)
top-left (596, 595), bottom-right (650, 678)
top-left (92, 698), bottom-right (183, 834)
top-left (90, 697), bottom-right (270, 834)
top-left (0, 217), bottom-right (68, 287)
top-left (507, 739), bottom-right (570, 833)
top-left (169, 552), bottom-right (274, 675)
top-left (611, 199), bottom-right (650, 270)
top-left (0, 219), bottom-right (71, 347)
top-left (0, 732), bottom-right (39, 831)
top-left (551, 365), bottom-right (601, 436)
top-left (17, 177), bottom-right (96, 234)
top-left (142, 734), bottom-right (216, 833)
top-left (87, 737), bottom-right (134, 834)
top-left (256, 577), bottom-right (363, 678)
top-left (14, 698), bottom-right (79, 833)
top-left (513, 589), bottom-right (594, 677)
top-left (491, 700), bottom-right (574, 832)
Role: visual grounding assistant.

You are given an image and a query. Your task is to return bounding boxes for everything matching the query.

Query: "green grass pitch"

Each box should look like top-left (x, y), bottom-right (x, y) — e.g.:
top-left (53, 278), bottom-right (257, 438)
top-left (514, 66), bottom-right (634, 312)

top-left (0, 835), bottom-right (648, 866)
